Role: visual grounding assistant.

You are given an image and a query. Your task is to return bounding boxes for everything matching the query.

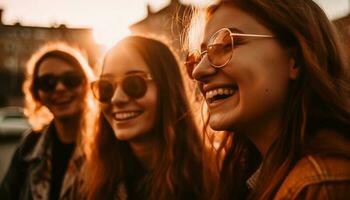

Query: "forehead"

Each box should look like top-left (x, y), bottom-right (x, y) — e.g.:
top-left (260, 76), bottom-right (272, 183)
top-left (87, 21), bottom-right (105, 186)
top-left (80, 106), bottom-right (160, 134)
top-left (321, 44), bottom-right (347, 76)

top-left (38, 57), bottom-right (79, 76)
top-left (102, 44), bottom-right (149, 76)
top-left (203, 4), bottom-right (272, 44)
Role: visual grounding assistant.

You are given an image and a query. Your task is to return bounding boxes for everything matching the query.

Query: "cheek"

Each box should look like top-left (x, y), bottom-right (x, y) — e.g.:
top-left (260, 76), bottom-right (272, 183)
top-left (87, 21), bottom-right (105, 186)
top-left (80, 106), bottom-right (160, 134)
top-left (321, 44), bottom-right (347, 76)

top-left (141, 85), bottom-right (158, 122)
top-left (240, 59), bottom-right (291, 118)
top-left (101, 103), bottom-right (112, 118)
top-left (37, 91), bottom-right (49, 104)
top-left (74, 85), bottom-right (87, 98)
top-left (233, 45), bottom-right (291, 110)
top-left (239, 44), bottom-right (291, 87)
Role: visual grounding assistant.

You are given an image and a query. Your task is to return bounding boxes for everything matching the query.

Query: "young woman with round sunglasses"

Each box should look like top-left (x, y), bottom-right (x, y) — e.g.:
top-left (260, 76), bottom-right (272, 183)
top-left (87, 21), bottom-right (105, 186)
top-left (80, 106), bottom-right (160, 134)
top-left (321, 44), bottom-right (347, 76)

top-left (0, 43), bottom-right (96, 200)
top-left (82, 36), bottom-right (213, 200)
top-left (185, 0), bottom-right (350, 199)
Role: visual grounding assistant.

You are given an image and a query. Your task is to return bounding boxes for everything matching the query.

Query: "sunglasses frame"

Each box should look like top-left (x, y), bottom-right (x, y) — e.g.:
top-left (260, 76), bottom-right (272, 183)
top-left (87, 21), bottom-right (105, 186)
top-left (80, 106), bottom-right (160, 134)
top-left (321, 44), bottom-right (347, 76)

top-left (185, 27), bottom-right (275, 76)
top-left (91, 72), bottom-right (153, 103)
top-left (35, 72), bottom-right (85, 93)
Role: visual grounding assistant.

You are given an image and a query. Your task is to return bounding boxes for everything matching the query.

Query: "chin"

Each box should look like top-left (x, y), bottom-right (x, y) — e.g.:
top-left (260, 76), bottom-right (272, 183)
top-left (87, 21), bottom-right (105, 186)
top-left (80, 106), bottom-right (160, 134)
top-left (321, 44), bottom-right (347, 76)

top-left (54, 109), bottom-right (82, 119)
top-left (114, 134), bottom-right (129, 141)
top-left (111, 126), bottom-right (134, 141)
top-left (209, 120), bottom-right (229, 131)
top-left (209, 114), bottom-right (238, 132)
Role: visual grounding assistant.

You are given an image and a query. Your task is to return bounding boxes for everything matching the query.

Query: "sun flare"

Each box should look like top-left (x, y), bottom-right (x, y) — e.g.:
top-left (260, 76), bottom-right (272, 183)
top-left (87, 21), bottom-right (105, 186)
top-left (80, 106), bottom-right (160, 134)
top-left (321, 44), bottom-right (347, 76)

top-left (93, 24), bottom-right (131, 51)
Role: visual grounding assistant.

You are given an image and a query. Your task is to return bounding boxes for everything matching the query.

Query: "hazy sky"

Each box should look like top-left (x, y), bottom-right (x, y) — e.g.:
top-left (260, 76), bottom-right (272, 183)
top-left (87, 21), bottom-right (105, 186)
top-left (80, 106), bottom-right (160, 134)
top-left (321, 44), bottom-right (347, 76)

top-left (0, 0), bottom-right (348, 45)
top-left (0, 0), bottom-right (212, 27)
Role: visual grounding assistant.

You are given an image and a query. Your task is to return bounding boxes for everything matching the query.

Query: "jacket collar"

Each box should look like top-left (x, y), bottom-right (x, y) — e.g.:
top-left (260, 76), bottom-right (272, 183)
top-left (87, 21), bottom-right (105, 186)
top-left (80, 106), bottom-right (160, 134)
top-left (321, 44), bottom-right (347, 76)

top-left (24, 122), bottom-right (85, 199)
top-left (24, 122), bottom-right (55, 162)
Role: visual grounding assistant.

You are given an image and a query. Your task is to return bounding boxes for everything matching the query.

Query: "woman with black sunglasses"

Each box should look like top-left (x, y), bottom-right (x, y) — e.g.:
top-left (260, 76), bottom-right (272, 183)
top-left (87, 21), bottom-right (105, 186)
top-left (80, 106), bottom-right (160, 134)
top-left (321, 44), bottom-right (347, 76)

top-left (185, 0), bottom-right (350, 199)
top-left (0, 42), bottom-right (96, 200)
top-left (81, 36), bottom-right (214, 200)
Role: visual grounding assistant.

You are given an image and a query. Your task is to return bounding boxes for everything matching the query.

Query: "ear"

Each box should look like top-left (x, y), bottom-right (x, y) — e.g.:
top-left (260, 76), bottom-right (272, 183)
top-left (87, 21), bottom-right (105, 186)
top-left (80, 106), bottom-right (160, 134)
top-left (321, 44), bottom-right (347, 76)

top-left (288, 57), bottom-right (299, 80)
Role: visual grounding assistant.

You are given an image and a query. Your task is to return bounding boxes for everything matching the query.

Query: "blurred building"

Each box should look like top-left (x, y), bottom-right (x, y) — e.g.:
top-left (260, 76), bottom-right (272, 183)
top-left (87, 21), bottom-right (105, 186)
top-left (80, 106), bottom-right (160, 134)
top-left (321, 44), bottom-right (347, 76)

top-left (0, 9), bottom-right (101, 106)
top-left (129, 0), bottom-right (190, 57)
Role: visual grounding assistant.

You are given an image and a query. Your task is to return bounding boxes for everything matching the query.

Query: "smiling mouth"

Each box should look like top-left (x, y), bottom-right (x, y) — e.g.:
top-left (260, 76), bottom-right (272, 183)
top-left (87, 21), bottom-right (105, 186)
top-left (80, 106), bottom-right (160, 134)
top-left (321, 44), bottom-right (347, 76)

top-left (205, 86), bottom-right (238, 103)
top-left (113, 111), bottom-right (143, 121)
top-left (52, 97), bottom-right (74, 106)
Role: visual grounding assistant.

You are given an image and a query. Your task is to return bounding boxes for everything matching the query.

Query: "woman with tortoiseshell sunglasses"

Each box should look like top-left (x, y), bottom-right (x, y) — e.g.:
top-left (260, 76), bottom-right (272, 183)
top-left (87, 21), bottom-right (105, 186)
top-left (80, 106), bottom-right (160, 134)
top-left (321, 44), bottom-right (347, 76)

top-left (80, 36), bottom-right (215, 200)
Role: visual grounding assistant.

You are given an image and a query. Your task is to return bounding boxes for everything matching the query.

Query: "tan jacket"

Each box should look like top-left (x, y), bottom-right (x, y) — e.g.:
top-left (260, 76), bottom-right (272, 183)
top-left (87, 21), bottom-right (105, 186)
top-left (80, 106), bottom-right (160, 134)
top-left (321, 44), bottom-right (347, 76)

top-left (274, 130), bottom-right (350, 200)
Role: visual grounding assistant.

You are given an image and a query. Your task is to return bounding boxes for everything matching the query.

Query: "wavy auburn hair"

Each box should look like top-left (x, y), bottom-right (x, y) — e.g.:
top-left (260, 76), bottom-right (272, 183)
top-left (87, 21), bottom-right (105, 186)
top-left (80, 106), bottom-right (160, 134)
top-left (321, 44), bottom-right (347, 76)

top-left (186, 0), bottom-right (350, 199)
top-left (83, 36), bottom-right (212, 200)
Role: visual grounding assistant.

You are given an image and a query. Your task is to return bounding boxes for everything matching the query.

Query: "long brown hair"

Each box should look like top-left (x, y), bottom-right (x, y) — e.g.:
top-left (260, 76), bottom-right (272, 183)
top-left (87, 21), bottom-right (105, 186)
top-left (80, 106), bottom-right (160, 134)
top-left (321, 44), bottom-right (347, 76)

top-left (186, 0), bottom-right (350, 199)
top-left (84, 36), bottom-right (209, 200)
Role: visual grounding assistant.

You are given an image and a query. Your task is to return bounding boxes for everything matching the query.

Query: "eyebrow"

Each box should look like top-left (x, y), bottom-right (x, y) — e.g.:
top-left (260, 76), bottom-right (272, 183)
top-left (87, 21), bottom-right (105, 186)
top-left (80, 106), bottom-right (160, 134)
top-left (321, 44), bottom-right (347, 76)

top-left (100, 70), bottom-right (149, 78)
top-left (38, 70), bottom-right (82, 77)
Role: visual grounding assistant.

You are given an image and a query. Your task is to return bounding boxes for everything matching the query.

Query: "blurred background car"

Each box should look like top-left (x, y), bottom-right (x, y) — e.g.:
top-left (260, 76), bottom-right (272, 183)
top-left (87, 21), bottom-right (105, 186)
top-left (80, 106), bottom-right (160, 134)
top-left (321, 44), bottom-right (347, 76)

top-left (0, 106), bottom-right (31, 138)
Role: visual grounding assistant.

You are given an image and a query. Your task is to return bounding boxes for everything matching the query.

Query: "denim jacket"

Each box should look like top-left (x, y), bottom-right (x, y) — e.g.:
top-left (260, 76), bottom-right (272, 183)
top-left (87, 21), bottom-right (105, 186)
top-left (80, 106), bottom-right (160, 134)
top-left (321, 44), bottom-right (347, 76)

top-left (0, 122), bottom-right (83, 200)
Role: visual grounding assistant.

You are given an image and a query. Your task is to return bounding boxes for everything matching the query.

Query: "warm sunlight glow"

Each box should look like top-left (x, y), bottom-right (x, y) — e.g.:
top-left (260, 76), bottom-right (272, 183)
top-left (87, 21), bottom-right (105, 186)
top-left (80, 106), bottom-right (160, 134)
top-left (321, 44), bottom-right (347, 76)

top-left (181, 0), bottom-right (218, 7)
top-left (93, 24), bottom-right (131, 51)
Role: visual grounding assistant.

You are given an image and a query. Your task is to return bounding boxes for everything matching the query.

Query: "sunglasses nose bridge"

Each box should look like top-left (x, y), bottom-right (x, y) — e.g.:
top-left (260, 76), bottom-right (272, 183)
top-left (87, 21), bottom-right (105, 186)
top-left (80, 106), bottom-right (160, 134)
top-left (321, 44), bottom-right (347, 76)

top-left (53, 79), bottom-right (66, 91)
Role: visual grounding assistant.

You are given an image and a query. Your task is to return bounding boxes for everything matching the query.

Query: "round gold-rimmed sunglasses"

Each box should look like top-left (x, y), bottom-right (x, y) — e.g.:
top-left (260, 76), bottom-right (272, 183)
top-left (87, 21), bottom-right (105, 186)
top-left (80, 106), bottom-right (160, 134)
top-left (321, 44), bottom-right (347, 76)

top-left (185, 28), bottom-right (275, 79)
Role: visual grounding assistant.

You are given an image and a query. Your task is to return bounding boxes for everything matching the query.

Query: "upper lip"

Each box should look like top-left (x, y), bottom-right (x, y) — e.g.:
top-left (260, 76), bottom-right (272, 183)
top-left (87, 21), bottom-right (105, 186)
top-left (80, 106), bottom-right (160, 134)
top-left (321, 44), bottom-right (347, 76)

top-left (202, 83), bottom-right (238, 93)
top-left (112, 109), bottom-right (143, 114)
top-left (51, 96), bottom-right (73, 104)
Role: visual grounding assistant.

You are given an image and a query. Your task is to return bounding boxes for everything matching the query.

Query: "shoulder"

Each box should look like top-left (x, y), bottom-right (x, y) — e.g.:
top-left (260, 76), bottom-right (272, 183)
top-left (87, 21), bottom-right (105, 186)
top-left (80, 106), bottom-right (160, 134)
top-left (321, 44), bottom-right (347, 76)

top-left (274, 155), bottom-right (350, 199)
top-left (0, 129), bottom-right (43, 199)
top-left (17, 129), bottom-right (42, 156)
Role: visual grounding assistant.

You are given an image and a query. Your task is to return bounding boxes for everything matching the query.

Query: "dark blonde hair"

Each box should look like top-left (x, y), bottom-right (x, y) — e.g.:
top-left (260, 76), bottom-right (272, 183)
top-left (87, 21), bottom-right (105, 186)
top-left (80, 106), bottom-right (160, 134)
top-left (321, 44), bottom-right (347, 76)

top-left (84, 36), bottom-right (212, 200)
top-left (23, 42), bottom-right (96, 131)
top-left (186, 0), bottom-right (350, 199)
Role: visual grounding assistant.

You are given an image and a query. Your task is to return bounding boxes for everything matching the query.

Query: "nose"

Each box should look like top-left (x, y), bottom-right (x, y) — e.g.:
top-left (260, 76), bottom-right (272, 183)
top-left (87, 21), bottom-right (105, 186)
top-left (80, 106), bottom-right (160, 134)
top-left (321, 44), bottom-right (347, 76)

top-left (110, 85), bottom-right (129, 105)
top-left (54, 81), bottom-right (66, 91)
top-left (192, 55), bottom-right (217, 82)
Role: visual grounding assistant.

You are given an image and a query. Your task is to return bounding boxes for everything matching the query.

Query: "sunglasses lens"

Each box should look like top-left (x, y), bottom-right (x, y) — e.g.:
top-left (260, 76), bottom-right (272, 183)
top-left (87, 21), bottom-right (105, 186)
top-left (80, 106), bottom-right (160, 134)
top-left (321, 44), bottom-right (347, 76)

top-left (91, 80), bottom-right (114, 103)
top-left (36, 73), bottom-right (84, 93)
top-left (62, 74), bottom-right (84, 89)
top-left (36, 75), bottom-right (57, 92)
top-left (208, 29), bottom-right (233, 67)
top-left (122, 75), bottom-right (147, 98)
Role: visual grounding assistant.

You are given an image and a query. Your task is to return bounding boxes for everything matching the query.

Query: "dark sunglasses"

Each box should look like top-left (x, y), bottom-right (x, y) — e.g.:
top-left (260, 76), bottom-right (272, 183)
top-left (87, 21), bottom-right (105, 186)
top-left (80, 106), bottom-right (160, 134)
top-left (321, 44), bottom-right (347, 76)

top-left (35, 72), bottom-right (85, 93)
top-left (185, 28), bottom-right (274, 79)
top-left (91, 73), bottom-right (153, 103)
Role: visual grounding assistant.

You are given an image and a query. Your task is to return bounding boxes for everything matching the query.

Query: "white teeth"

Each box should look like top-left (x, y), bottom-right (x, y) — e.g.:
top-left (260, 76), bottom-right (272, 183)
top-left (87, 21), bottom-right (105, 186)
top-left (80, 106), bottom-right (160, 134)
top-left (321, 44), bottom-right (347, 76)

top-left (205, 87), bottom-right (236, 100)
top-left (224, 89), bottom-right (230, 95)
top-left (218, 88), bottom-right (224, 95)
top-left (114, 111), bottom-right (141, 120)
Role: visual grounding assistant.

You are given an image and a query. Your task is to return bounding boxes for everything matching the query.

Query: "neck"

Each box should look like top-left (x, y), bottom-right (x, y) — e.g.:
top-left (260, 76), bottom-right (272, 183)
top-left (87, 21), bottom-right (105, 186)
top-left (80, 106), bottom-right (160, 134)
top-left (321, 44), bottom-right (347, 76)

top-left (243, 113), bottom-right (283, 158)
top-left (53, 115), bottom-right (81, 144)
top-left (128, 139), bottom-right (156, 171)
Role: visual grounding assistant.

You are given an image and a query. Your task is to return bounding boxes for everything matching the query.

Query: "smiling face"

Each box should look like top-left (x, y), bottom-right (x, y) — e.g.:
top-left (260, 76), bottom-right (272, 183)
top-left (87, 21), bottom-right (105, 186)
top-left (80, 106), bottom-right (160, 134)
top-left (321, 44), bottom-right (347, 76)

top-left (100, 44), bottom-right (158, 142)
top-left (37, 57), bottom-right (86, 119)
top-left (193, 4), bottom-right (298, 134)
